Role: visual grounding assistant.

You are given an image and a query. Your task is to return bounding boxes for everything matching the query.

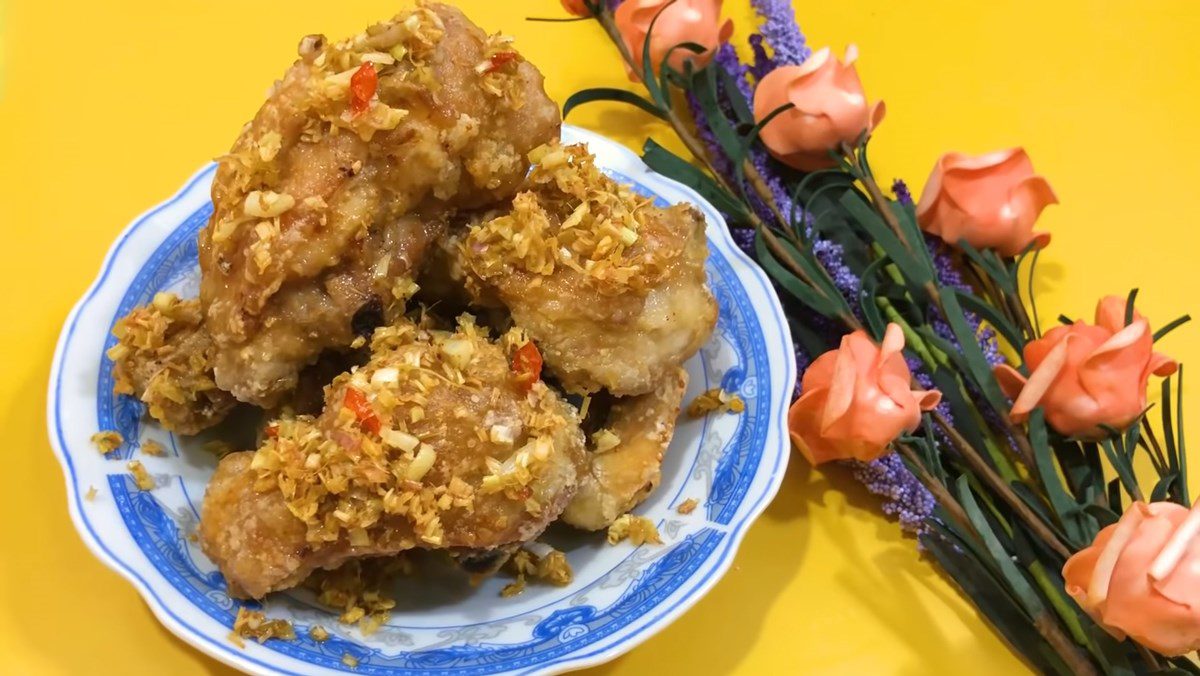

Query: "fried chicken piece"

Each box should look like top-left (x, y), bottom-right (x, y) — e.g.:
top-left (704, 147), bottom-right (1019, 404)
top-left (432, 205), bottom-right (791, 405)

top-left (199, 3), bottom-right (560, 407)
top-left (199, 317), bottom-right (585, 599)
top-left (107, 293), bottom-right (236, 434)
top-left (461, 144), bottom-right (717, 396)
top-left (562, 368), bottom-right (687, 530)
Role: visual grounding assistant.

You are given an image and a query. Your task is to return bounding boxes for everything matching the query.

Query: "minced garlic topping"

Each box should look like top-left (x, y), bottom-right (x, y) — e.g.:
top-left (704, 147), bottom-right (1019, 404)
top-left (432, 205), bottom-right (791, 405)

top-left (249, 316), bottom-right (569, 548)
top-left (209, 4), bottom-right (448, 266)
top-left (464, 143), bottom-right (675, 294)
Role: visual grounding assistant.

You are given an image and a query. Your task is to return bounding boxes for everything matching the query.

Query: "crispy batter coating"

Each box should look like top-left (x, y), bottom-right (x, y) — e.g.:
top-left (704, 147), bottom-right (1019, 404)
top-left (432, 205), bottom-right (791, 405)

top-left (562, 368), bottom-right (687, 530)
top-left (199, 3), bottom-right (559, 407)
top-left (462, 144), bottom-right (716, 395)
top-left (199, 317), bottom-right (584, 599)
top-left (107, 293), bottom-right (237, 434)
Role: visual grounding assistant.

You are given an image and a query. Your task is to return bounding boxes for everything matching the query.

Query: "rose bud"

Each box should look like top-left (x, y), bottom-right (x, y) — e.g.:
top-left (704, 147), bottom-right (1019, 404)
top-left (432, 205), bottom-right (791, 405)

top-left (789, 323), bottom-right (941, 464)
top-left (754, 46), bottom-right (885, 172)
top-left (614, 0), bottom-right (733, 80)
top-left (1064, 501), bottom-right (1200, 656)
top-left (993, 295), bottom-right (1177, 439)
top-left (917, 148), bottom-right (1057, 257)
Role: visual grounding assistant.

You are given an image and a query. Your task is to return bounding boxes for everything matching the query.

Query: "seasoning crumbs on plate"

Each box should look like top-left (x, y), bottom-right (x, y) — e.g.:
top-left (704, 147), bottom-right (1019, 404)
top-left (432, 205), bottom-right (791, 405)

top-left (91, 430), bottom-right (123, 454)
top-left (342, 653), bottom-right (359, 669)
top-left (127, 460), bottom-right (155, 491)
top-left (607, 514), bottom-right (663, 546)
top-left (231, 607), bottom-right (295, 644)
top-left (141, 439), bottom-right (167, 456)
top-left (686, 388), bottom-right (745, 418)
top-left (676, 498), bottom-right (698, 515)
top-left (309, 625), bottom-right (330, 642)
top-left (85, 486), bottom-right (98, 501)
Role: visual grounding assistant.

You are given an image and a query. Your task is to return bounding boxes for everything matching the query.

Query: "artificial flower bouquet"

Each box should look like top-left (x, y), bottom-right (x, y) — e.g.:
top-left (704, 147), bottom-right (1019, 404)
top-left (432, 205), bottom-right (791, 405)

top-left (549, 0), bottom-right (1197, 673)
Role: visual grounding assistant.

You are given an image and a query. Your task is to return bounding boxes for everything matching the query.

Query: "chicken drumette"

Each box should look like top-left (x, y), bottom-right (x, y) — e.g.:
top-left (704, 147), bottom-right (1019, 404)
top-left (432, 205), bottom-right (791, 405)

top-left (198, 2), bottom-right (559, 408)
top-left (461, 143), bottom-right (717, 397)
top-left (199, 317), bottom-right (584, 599)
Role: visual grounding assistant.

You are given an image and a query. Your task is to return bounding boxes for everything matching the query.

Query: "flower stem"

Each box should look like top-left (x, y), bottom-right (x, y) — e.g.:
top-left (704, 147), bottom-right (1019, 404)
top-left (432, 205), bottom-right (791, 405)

top-left (933, 412), bottom-right (1072, 559)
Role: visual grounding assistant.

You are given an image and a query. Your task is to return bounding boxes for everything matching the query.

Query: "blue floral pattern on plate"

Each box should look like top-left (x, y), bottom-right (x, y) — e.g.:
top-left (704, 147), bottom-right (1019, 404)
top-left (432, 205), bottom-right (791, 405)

top-left (48, 125), bottom-right (795, 675)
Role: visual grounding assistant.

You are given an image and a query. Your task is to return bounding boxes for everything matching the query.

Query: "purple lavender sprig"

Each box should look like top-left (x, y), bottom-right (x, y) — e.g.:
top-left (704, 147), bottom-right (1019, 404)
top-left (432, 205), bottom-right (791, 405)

top-left (848, 454), bottom-right (936, 534)
top-left (749, 0), bottom-right (811, 70)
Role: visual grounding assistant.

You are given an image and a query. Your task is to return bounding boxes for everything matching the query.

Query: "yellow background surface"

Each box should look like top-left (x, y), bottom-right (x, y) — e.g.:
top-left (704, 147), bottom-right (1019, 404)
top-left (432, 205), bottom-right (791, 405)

top-left (2, 0), bottom-right (1197, 673)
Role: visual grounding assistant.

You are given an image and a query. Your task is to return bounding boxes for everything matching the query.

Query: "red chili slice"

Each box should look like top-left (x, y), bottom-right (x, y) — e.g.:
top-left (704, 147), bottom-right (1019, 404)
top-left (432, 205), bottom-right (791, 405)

top-left (485, 52), bottom-right (519, 74)
top-left (511, 342), bottom-right (543, 392)
top-left (349, 63), bottom-right (378, 117)
top-left (343, 387), bottom-right (381, 435)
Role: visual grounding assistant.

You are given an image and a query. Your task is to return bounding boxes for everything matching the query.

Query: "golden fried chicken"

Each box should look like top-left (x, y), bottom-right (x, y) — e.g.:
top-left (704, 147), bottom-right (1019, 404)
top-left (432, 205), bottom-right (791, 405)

top-left (199, 3), bottom-right (560, 407)
top-left (461, 144), bottom-right (717, 396)
top-left (563, 368), bottom-right (687, 530)
top-left (107, 293), bottom-right (236, 434)
top-left (199, 317), bottom-right (584, 599)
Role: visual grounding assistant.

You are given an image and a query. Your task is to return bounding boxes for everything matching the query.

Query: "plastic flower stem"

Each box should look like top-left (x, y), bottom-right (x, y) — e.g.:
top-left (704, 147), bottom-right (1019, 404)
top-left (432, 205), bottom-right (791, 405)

top-left (875, 297), bottom-right (939, 367)
top-left (895, 442), bottom-right (977, 537)
top-left (933, 411), bottom-right (1072, 559)
top-left (1138, 417), bottom-right (1171, 477)
top-left (1033, 609), bottom-right (1100, 676)
top-left (1028, 558), bottom-right (1093, 648)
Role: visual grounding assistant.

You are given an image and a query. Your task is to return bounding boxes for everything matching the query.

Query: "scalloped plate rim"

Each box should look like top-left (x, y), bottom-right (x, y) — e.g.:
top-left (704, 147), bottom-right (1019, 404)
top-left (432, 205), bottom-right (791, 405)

top-left (46, 124), bottom-right (796, 675)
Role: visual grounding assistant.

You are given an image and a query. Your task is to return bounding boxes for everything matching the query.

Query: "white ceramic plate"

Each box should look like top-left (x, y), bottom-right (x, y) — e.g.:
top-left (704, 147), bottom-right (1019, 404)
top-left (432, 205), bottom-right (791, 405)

top-left (47, 124), bottom-right (795, 675)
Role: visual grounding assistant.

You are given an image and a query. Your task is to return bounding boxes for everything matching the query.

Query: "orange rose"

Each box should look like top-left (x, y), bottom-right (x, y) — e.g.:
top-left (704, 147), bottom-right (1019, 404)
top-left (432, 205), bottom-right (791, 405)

top-left (1063, 501), bottom-right (1200, 656)
top-left (916, 148), bottom-right (1058, 257)
top-left (994, 296), bottom-right (1177, 439)
top-left (754, 46), bottom-right (885, 172)
top-left (788, 323), bottom-right (941, 465)
top-left (614, 0), bottom-right (733, 80)
top-left (561, 0), bottom-right (592, 17)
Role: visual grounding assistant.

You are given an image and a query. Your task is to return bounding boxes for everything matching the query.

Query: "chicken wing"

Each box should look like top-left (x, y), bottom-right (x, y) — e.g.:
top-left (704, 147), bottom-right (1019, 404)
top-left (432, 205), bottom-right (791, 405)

top-left (199, 316), bottom-right (584, 599)
top-left (107, 293), bottom-right (237, 434)
top-left (461, 143), bottom-right (716, 396)
top-left (562, 368), bottom-right (687, 530)
top-left (199, 2), bottom-right (559, 407)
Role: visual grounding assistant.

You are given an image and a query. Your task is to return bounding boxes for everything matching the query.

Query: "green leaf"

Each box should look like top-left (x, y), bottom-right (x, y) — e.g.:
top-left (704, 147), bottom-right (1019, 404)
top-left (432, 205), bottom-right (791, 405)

top-left (1100, 438), bottom-right (1141, 502)
top-left (688, 65), bottom-right (741, 160)
top-left (753, 229), bottom-right (839, 317)
top-left (641, 139), bottom-right (749, 221)
top-left (955, 475), bottom-right (1046, 615)
top-left (1107, 478), bottom-right (1124, 515)
top-left (562, 87), bottom-right (666, 120)
top-left (715, 64), bottom-right (753, 125)
top-left (1027, 410), bottom-right (1087, 546)
top-left (1124, 288), bottom-right (1139, 326)
top-left (1083, 503), bottom-right (1120, 528)
top-left (1087, 625), bottom-right (1136, 676)
top-left (1152, 473), bottom-right (1179, 502)
top-left (838, 191), bottom-right (933, 291)
top-left (1154, 314), bottom-right (1192, 342)
top-left (858, 256), bottom-right (889, 340)
top-left (921, 526), bottom-right (1072, 676)
top-left (958, 239), bottom-right (1016, 294)
top-left (656, 43), bottom-right (704, 100)
top-left (638, 1), bottom-right (676, 108)
top-left (954, 288), bottom-right (1026, 352)
top-left (938, 290), bottom-right (1011, 412)
top-left (1178, 364), bottom-right (1189, 505)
